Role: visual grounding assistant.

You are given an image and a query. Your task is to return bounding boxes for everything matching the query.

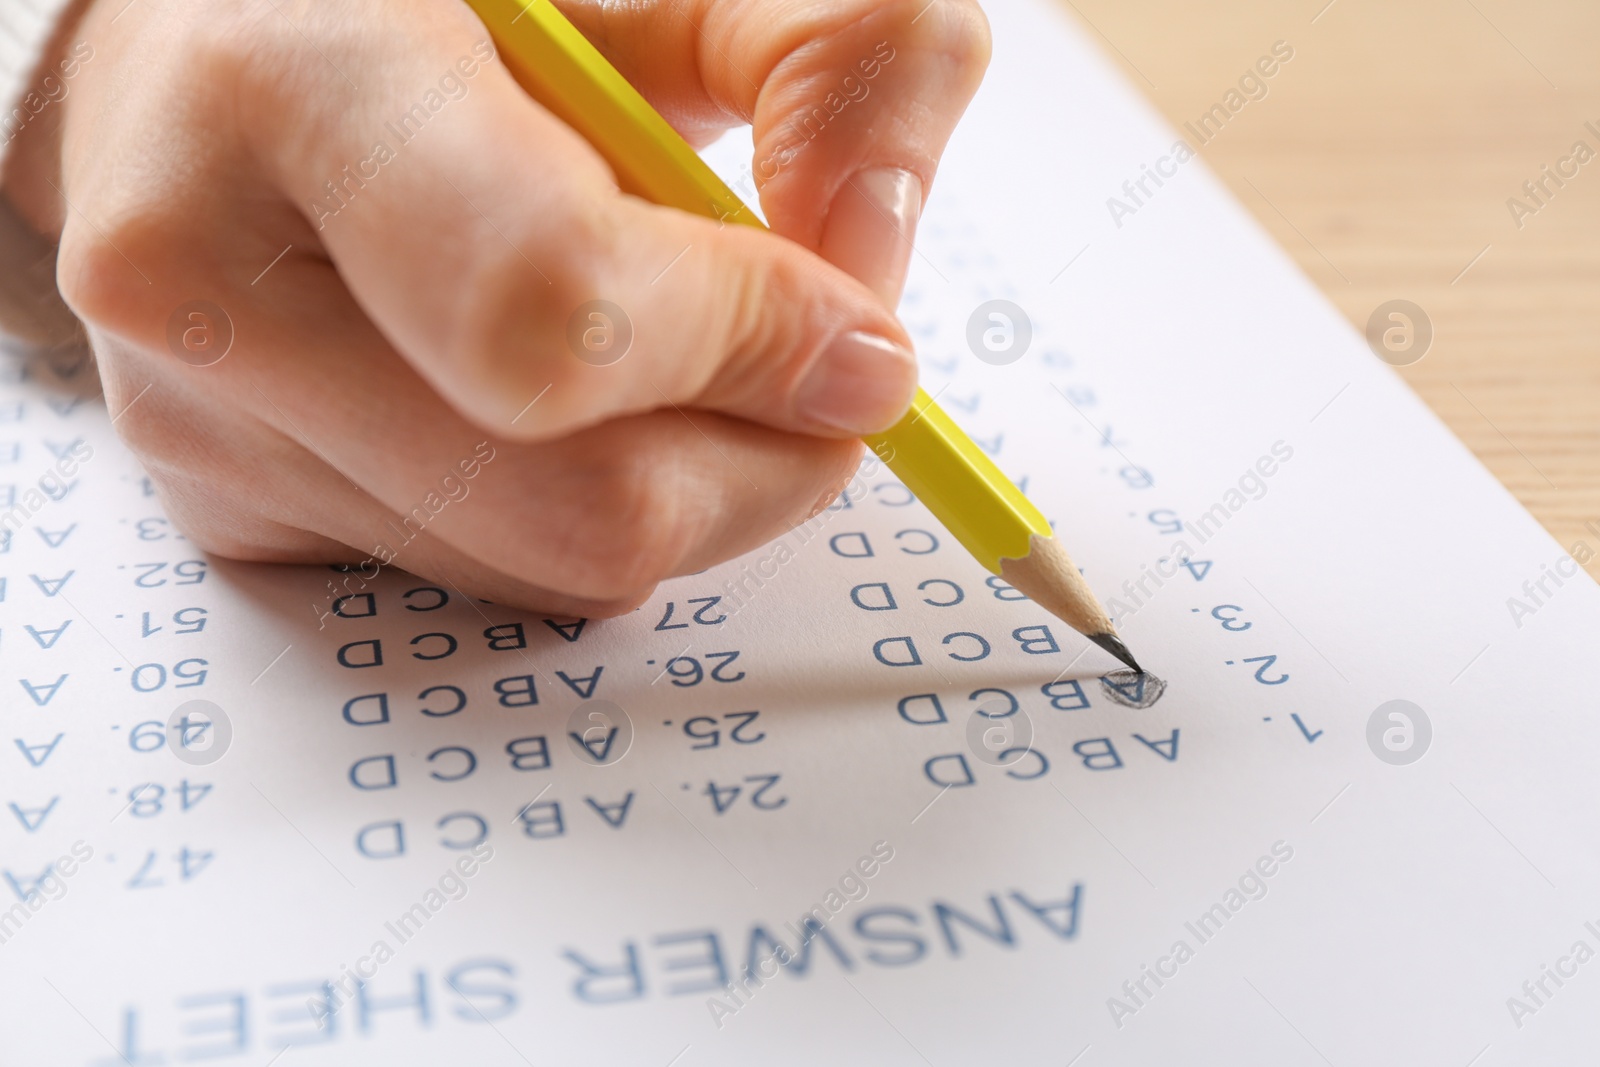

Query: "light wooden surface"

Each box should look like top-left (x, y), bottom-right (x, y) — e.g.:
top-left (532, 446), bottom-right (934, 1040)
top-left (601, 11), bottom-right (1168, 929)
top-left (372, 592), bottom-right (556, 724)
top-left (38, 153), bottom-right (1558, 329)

top-left (1059, 0), bottom-right (1600, 575)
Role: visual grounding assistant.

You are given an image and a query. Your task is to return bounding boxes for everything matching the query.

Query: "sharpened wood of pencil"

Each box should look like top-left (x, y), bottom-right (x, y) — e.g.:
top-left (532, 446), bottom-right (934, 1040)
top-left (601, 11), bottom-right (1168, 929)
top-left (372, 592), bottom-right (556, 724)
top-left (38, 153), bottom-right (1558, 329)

top-left (463, 0), bottom-right (1142, 672)
top-left (891, 392), bottom-right (1142, 673)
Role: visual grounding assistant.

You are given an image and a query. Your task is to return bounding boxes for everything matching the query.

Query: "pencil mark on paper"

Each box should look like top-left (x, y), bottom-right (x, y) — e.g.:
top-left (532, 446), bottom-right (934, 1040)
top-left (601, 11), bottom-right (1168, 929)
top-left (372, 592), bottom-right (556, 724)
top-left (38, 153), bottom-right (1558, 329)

top-left (1099, 670), bottom-right (1167, 708)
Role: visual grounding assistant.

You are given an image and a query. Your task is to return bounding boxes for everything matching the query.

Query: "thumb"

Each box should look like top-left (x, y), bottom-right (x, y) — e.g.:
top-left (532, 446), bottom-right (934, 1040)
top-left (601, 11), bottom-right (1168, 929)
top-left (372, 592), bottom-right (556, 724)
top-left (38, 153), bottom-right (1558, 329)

top-left (527, 195), bottom-right (918, 441)
top-left (253, 8), bottom-right (917, 443)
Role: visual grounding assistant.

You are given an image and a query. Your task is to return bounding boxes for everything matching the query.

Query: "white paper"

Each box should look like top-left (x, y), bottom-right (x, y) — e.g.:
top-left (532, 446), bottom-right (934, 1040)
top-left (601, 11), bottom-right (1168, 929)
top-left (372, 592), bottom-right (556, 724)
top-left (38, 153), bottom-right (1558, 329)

top-left (4, 1), bottom-right (1598, 1063)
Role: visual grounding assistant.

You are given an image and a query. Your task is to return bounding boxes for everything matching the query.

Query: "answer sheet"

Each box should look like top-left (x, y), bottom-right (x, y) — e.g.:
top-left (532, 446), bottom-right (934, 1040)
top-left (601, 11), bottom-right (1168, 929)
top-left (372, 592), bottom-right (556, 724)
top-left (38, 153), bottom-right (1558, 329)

top-left (5, 0), bottom-right (1599, 1063)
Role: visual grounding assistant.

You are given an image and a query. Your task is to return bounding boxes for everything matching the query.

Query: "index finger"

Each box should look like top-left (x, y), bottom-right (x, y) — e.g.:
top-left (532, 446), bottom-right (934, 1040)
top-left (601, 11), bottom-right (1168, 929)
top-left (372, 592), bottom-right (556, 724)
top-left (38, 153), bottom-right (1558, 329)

top-left (553, 0), bottom-right (993, 303)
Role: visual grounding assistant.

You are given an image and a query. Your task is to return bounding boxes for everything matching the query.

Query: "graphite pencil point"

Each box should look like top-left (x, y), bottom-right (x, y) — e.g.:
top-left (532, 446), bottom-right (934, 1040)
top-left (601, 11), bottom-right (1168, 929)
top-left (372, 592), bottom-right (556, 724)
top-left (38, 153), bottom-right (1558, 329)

top-left (1088, 631), bottom-right (1143, 674)
top-left (998, 534), bottom-right (1145, 671)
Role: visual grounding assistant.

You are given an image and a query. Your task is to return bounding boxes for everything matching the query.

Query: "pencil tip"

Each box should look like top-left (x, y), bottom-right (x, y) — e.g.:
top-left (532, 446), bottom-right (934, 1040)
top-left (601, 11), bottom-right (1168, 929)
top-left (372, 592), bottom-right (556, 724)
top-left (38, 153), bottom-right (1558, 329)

top-left (1089, 631), bottom-right (1143, 673)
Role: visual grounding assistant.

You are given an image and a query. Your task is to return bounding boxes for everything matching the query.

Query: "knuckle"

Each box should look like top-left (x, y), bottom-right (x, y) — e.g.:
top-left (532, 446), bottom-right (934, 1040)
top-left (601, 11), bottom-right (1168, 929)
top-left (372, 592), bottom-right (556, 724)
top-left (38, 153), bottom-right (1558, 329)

top-left (592, 483), bottom-right (690, 595)
top-left (188, 21), bottom-right (265, 91)
top-left (699, 228), bottom-right (812, 392)
top-left (190, 13), bottom-right (327, 137)
top-left (55, 209), bottom-right (166, 339)
top-left (559, 449), bottom-right (699, 599)
top-left (446, 221), bottom-right (608, 431)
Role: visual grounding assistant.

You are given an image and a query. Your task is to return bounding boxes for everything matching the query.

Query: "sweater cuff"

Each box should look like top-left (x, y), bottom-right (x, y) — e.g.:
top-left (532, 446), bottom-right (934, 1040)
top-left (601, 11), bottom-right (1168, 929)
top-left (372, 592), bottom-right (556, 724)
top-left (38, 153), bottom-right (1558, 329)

top-left (0, 0), bottom-right (80, 171)
top-left (0, 0), bottom-right (84, 349)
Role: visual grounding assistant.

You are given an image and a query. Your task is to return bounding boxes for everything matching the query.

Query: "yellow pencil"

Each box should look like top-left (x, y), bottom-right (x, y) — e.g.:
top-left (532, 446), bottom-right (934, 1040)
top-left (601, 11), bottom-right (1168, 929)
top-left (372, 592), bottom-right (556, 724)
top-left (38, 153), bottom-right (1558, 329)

top-left (464, 0), bottom-right (1142, 672)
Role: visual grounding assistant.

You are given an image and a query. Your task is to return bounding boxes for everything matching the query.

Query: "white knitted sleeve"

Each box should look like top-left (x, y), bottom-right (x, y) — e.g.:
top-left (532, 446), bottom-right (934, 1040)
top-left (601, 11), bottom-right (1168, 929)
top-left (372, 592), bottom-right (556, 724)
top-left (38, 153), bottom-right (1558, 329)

top-left (0, 0), bottom-right (79, 167)
top-left (0, 0), bottom-right (84, 348)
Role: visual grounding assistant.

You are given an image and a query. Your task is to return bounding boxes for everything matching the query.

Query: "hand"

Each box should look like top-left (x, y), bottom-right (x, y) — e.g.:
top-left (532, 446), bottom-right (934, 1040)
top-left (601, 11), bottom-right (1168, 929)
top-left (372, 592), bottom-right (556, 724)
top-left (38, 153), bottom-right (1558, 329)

top-left (3, 0), bottom-right (990, 616)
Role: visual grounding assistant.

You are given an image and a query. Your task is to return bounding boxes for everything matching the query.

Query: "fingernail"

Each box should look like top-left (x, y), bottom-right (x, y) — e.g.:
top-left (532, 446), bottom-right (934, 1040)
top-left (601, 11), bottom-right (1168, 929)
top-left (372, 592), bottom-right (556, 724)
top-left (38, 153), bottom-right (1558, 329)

top-left (819, 167), bottom-right (923, 307)
top-left (796, 331), bottom-right (918, 435)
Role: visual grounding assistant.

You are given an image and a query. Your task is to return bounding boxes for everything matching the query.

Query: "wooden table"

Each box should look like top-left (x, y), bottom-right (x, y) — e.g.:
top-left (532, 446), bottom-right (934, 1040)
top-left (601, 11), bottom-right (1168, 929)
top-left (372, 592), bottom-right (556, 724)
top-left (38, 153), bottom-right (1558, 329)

top-left (1061, 0), bottom-right (1600, 576)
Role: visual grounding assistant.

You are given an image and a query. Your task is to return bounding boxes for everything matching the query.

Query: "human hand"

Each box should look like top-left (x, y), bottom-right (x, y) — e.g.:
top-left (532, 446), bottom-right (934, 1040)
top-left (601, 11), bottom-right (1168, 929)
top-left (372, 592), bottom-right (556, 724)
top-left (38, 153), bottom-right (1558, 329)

top-left (3, 0), bottom-right (990, 616)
